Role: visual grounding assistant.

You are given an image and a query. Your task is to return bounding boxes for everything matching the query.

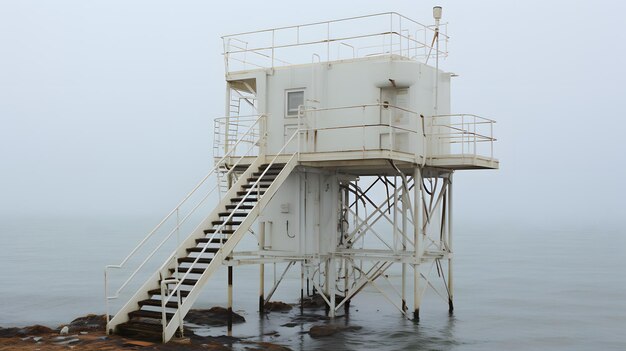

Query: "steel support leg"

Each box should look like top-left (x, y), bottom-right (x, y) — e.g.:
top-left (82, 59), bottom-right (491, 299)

top-left (402, 178), bottom-right (408, 313)
top-left (447, 172), bottom-right (454, 313)
top-left (344, 258), bottom-right (350, 313)
top-left (227, 266), bottom-right (233, 335)
top-left (300, 261), bottom-right (305, 313)
top-left (328, 257), bottom-right (336, 317)
top-left (413, 167), bottom-right (422, 321)
top-left (259, 222), bottom-right (265, 314)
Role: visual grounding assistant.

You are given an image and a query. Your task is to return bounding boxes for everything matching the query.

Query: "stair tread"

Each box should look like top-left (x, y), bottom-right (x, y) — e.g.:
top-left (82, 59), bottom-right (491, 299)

top-left (211, 221), bottom-right (242, 226)
top-left (252, 170), bottom-right (281, 176)
top-left (116, 320), bottom-right (179, 342)
top-left (204, 228), bottom-right (235, 234)
top-left (186, 247), bottom-right (220, 253)
top-left (246, 176), bottom-right (276, 182)
top-left (196, 237), bottom-right (227, 244)
top-left (118, 320), bottom-right (162, 330)
top-left (225, 204), bottom-right (254, 210)
top-left (237, 190), bottom-right (265, 196)
top-left (148, 289), bottom-right (190, 297)
top-left (177, 257), bottom-right (212, 264)
top-left (218, 212), bottom-right (249, 217)
top-left (230, 197), bottom-right (259, 203)
top-left (242, 183), bottom-right (272, 188)
top-left (129, 310), bottom-right (174, 320)
top-left (161, 277), bottom-right (198, 286)
top-left (138, 298), bottom-right (181, 309)
top-left (170, 267), bottom-right (205, 274)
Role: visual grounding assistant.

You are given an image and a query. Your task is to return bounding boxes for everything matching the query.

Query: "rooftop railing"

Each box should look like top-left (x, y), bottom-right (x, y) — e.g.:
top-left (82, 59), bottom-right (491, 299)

top-left (222, 12), bottom-right (448, 73)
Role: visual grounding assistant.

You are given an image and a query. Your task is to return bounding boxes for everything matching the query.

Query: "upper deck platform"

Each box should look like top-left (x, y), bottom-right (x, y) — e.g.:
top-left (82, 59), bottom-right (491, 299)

top-left (215, 13), bottom-right (498, 173)
top-left (221, 12), bottom-right (448, 75)
top-left (214, 111), bottom-right (498, 173)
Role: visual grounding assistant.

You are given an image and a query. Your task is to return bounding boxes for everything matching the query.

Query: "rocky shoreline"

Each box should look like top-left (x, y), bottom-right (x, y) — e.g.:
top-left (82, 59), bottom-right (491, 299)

top-left (0, 298), bottom-right (361, 350)
top-left (0, 309), bottom-right (285, 350)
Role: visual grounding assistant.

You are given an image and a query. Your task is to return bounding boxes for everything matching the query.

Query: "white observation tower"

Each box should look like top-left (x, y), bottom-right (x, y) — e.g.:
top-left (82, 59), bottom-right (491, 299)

top-left (104, 8), bottom-right (498, 343)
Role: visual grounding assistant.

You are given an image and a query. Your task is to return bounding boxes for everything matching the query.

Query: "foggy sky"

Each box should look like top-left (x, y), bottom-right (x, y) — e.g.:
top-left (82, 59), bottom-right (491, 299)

top-left (1, 0), bottom-right (625, 230)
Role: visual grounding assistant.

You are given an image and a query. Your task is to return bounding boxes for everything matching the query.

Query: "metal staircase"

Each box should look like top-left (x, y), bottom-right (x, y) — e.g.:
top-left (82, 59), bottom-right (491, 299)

top-left (108, 158), bottom-right (296, 342)
top-left (105, 115), bottom-right (300, 343)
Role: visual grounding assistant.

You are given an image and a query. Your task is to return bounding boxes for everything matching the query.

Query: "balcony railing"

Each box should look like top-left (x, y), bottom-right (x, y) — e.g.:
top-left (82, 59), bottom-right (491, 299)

top-left (426, 114), bottom-right (496, 161)
top-left (212, 114), bottom-right (263, 159)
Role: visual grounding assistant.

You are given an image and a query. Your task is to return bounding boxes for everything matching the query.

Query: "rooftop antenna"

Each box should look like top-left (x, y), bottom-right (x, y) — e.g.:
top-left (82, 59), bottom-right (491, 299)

top-left (433, 6), bottom-right (442, 117)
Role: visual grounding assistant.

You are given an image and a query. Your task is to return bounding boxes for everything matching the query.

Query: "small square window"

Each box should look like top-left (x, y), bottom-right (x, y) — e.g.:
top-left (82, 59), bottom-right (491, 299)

top-left (286, 90), bottom-right (304, 117)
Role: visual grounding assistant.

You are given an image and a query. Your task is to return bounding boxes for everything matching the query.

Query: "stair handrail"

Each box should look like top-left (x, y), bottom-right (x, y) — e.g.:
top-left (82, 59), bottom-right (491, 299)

top-left (159, 129), bottom-right (301, 320)
top-left (105, 114), bottom-right (266, 324)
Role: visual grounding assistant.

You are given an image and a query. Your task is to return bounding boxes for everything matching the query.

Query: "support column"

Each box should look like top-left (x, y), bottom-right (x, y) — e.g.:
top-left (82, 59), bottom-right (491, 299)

top-left (328, 257), bottom-right (336, 317)
top-left (227, 173), bottom-right (234, 335)
top-left (259, 222), bottom-right (265, 314)
top-left (401, 177), bottom-right (408, 313)
top-left (324, 259), bottom-right (329, 315)
top-left (447, 172), bottom-right (454, 313)
top-left (344, 258), bottom-right (350, 313)
top-left (413, 167), bottom-right (422, 321)
top-left (300, 261), bottom-right (305, 313)
top-left (393, 176), bottom-right (399, 253)
top-left (227, 266), bottom-right (233, 335)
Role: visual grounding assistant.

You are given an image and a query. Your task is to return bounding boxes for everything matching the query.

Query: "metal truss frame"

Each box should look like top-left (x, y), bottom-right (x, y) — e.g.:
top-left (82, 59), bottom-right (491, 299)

top-left (230, 165), bottom-right (455, 321)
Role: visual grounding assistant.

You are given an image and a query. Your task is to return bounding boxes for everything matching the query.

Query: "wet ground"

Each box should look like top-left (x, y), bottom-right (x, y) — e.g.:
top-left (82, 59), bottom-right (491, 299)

top-left (0, 300), bottom-right (349, 351)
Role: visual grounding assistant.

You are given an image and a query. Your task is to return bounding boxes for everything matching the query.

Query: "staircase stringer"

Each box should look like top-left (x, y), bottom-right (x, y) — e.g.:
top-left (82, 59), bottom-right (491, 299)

top-left (106, 158), bottom-right (263, 333)
top-left (163, 154), bottom-right (298, 342)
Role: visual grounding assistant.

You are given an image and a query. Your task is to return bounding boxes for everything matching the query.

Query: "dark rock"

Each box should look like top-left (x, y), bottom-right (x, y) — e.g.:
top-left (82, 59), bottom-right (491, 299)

top-left (280, 322), bottom-right (298, 328)
top-left (0, 327), bottom-right (21, 338)
top-left (198, 342), bottom-right (232, 351)
top-left (242, 341), bottom-right (292, 351)
top-left (67, 314), bottom-right (107, 332)
top-left (186, 332), bottom-right (239, 350)
top-left (185, 307), bottom-right (245, 326)
top-left (0, 325), bottom-right (54, 338)
top-left (22, 325), bottom-right (54, 335)
top-left (308, 324), bottom-right (361, 338)
top-left (290, 313), bottom-right (330, 323)
top-left (300, 294), bottom-right (326, 309)
top-left (308, 325), bottom-right (338, 337)
top-left (264, 301), bottom-right (293, 312)
top-left (300, 294), bottom-right (343, 309)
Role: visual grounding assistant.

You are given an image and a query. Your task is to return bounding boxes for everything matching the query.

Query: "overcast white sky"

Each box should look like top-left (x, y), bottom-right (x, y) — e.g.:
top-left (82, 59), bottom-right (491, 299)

top-left (1, 0), bottom-right (625, 230)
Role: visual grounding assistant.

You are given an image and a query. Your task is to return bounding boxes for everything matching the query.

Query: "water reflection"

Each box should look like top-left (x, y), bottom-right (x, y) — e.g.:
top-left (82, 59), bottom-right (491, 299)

top-left (248, 303), bottom-right (460, 351)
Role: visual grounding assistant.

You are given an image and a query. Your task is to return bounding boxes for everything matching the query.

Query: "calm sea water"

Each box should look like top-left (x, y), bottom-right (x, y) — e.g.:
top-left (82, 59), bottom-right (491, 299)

top-left (0, 216), bottom-right (625, 350)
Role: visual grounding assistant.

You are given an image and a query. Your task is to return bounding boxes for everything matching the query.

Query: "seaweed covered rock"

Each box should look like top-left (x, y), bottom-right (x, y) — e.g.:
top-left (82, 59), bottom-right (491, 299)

top-left (243, 341), bottom-right (293, 351)
top-left (67, 314), bottom-right (107, 332)
top-left (308, 324), bottom-right (361, 338)
top-left (264, 301), bottom-right (293, 312)
top-left (0, 325), bottom-right (53, 338)
top-left (0, 327), bottom-right (20, 338)
top-left (184, 307), bottom-right (245, 326)
top-left (300, 294), bottom-right (343, 309)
